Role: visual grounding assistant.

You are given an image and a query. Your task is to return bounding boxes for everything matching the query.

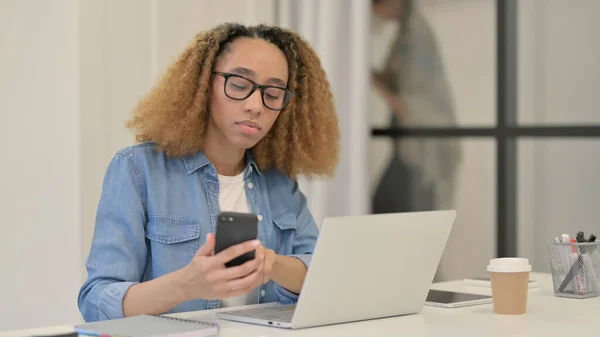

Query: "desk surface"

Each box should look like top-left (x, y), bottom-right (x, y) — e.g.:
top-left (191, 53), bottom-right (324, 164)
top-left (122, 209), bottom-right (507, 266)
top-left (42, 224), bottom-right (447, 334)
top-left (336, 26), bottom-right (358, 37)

top-left (5, 272), bottom-right (599, 337)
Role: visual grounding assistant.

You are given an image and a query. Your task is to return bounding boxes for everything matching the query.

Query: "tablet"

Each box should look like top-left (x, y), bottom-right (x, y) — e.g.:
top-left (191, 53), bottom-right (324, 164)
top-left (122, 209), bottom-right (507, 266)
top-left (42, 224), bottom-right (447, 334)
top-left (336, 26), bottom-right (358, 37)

top-left (424, 289), bottom-right (493, 308)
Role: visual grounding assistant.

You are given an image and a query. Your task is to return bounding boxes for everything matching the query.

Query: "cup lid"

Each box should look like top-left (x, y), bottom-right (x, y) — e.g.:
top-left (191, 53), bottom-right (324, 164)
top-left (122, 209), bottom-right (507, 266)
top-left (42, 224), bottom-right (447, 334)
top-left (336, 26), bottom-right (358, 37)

top-left (487, 257), bottom-right (532, 273)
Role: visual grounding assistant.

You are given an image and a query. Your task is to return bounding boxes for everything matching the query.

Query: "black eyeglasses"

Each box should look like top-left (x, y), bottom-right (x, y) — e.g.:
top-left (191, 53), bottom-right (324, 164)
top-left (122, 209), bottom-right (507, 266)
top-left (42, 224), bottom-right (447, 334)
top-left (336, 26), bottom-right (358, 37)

top-left (213, 72), bottom-right (294, 111)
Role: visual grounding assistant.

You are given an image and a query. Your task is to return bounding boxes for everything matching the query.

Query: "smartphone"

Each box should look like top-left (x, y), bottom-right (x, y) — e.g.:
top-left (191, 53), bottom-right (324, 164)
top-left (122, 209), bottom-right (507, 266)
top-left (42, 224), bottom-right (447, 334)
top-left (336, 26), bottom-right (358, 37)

top-left (214, 212), bottom-right (259, 268)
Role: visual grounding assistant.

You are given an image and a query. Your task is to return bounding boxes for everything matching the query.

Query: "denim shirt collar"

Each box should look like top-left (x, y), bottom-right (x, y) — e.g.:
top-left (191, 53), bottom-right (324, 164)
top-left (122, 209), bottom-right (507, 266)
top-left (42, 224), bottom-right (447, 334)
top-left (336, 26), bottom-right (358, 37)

top-left (183, 150), bottom-right (262, 177)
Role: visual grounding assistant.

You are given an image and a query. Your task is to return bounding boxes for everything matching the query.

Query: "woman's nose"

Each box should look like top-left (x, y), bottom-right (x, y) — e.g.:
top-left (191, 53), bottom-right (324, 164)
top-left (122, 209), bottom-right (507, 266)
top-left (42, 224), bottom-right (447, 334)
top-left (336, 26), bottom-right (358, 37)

top-left (243, 89), bottom-right (263, 115)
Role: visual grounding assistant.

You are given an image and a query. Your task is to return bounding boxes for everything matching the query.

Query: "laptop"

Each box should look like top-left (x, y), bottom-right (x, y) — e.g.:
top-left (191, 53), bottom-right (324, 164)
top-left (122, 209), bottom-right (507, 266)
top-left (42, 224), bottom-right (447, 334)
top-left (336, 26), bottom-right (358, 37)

top-left (216, 210), bottom-right (456, 329)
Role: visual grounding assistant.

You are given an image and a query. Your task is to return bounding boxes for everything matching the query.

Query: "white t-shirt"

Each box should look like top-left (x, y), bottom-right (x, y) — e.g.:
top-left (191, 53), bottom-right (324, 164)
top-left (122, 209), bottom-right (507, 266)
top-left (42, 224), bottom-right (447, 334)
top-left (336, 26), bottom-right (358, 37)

top-left (217, 172), bottom-right (259, 308)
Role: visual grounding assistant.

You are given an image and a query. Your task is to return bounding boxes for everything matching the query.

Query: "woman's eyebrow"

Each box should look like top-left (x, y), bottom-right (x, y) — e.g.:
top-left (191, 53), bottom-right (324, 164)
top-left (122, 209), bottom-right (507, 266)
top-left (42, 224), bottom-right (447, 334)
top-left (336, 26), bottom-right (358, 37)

top-left (229, 66), bottom-right (286, 87)
top-left (229, 66), bottom-right (255, 77)
top-left (268, 78), bottom-right (287, 87)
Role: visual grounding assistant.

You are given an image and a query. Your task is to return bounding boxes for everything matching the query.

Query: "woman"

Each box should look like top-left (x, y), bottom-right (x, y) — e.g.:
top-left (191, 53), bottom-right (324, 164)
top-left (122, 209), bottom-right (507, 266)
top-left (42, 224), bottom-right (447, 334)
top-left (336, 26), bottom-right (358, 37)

top-left (78, 23), bottom-right (339, 322)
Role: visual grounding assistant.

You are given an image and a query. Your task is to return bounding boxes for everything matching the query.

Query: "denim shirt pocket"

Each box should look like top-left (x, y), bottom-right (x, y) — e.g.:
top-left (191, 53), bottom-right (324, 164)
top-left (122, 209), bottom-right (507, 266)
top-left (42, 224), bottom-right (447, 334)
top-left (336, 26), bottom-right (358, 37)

top-left (145, 216), bottom-right (201, 278)
top-left (272, 211), bottom-right (297, 255)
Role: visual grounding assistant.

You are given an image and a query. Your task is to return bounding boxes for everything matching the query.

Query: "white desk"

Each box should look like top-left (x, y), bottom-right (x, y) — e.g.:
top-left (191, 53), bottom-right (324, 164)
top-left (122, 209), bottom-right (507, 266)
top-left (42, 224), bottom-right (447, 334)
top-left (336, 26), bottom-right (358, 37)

top-left (4, 272), bottom-right (599, 337)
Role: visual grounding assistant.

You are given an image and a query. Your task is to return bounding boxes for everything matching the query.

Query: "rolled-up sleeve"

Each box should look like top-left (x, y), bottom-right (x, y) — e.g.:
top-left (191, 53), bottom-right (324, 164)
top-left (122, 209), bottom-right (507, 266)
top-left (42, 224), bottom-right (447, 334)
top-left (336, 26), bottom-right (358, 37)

top-left (274, 180), bottom-right (318, 303)
top-left (78, 152), bottom-right (147, 322)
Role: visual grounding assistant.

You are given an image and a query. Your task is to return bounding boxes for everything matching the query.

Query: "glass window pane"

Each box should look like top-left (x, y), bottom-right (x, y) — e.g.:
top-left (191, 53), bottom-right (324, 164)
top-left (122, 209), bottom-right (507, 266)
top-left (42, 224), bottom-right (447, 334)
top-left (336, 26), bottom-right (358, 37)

top-left (369, 138), bottom-right (496, 281)
top-left (518, 140), bottom-right (600, 272)
top-left (518, 0), bottom-right (600, 125)
top-left (369, 0), bottom-right (496, 128)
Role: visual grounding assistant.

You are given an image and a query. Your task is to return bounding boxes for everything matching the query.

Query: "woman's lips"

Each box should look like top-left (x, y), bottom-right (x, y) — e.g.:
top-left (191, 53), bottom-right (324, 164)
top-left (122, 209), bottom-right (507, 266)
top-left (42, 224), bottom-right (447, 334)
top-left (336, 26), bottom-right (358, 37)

top-left (236, 121), bottom-right (260, 135)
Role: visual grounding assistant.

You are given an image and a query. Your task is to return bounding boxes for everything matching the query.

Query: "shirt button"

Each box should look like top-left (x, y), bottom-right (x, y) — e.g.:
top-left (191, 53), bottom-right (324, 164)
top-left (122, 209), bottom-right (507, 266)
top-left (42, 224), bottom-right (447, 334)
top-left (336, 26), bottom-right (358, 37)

top-left (260, 289), bottom-right (266, 297)
top-left (248, 182), bottom-right (254, 189)
top-left (257, 214), bottom-right (263, 221)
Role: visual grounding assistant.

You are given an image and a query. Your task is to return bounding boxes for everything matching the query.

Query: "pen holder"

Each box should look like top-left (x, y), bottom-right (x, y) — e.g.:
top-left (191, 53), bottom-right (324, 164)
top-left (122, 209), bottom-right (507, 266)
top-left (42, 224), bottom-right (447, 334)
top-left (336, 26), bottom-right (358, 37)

top-left (547, 241), bottom-right (600, 299)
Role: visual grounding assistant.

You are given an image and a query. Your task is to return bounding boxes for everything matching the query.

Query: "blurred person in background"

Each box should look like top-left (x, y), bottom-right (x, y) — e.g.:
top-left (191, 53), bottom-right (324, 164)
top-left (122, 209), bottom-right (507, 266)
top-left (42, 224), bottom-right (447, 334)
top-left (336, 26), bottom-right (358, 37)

top-left (370, 0), bottom-right (461, 215)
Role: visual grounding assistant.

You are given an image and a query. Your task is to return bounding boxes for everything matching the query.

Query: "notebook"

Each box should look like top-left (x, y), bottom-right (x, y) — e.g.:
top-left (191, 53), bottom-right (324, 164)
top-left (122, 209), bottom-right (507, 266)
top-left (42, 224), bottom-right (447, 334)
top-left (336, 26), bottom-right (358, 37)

top-left (464, 275), bottom-right (540, 289)
top-left (74, 314), bottom-right (219, 337)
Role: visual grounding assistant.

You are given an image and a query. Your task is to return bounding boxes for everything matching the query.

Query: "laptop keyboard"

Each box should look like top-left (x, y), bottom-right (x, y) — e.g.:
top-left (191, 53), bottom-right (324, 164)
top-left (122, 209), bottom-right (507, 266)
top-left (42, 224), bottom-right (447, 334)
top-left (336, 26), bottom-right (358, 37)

top-left (223, 304), bottom-right (296, 323)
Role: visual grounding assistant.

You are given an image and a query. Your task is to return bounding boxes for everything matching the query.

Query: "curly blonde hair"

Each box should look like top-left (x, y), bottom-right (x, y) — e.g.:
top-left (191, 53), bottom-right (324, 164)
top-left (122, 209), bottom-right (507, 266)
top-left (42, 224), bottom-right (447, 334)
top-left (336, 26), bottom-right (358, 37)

top-left (126, 23), bottom-right (339, 179)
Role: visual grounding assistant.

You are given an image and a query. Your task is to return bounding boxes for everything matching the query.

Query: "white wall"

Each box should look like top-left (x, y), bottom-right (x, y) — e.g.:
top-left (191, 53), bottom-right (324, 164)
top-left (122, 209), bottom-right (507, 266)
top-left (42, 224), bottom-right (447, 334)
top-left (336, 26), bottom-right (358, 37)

top-left (2, 0), bottom-right (275, 331)
top-left (419, 0), bottom-right (496, 127)
top-left (517, 0), bottom-right (600, 272)
top-left (517, 0), bottom-right (600, 126)
top-left (0, 0), bottom-right (82, 331)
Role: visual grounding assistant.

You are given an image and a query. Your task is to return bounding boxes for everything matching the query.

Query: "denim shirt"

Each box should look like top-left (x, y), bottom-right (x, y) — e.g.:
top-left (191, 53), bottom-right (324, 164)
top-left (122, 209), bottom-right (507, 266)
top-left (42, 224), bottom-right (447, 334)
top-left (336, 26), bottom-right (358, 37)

top-left (78, 142), bottom-right (319, 322)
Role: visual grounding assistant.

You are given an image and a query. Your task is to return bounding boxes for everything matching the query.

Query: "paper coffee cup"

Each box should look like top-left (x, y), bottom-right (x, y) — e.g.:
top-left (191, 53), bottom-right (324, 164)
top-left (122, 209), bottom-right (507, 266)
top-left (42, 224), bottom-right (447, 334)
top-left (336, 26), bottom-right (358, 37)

top-left (487, 258), bottom-right (532, 315)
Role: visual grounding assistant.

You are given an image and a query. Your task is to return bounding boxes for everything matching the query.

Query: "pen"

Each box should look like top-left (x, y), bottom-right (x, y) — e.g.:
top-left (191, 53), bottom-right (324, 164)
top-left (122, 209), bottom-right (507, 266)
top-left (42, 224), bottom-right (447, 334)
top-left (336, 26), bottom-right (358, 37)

top-left (557, 235), bottom-right (598, 293)
top-left (584, 234), bottom-right (597, 292)
top-left (570, 238), bottom-right (585, 294)
top-left (559, 234), bottom-right (572, 284)
top-left (575, 232), bottom-right (588, 292)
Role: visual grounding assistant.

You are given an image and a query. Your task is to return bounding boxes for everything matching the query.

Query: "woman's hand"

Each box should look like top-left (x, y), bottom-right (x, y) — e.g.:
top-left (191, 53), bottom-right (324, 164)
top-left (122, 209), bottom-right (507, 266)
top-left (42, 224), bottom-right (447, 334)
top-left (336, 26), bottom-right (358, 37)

top-left (255, 244), bottom-right (277, 284)
top-left (179, 234), bottom-right (264, 301)
top-left (255, 245), bottom-right (308, 294)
